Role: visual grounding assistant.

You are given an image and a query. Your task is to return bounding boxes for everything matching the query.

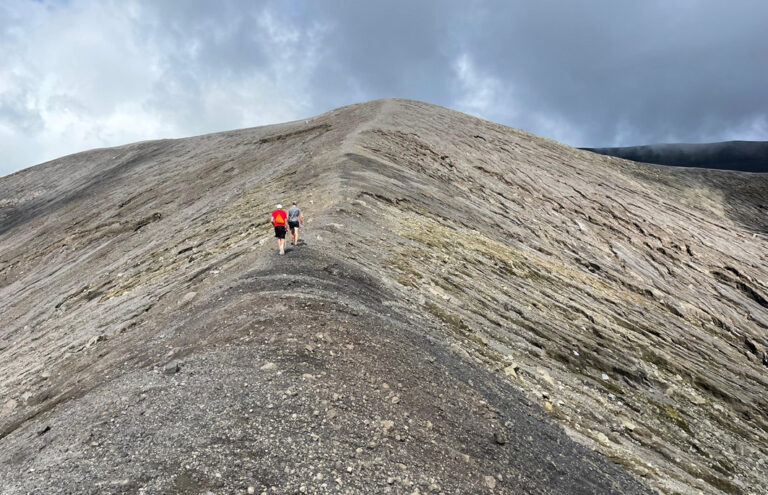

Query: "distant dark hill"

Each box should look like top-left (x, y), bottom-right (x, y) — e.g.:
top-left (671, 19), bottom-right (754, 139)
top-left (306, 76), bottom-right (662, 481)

top-left (582, 140), bottom-right (768, 172)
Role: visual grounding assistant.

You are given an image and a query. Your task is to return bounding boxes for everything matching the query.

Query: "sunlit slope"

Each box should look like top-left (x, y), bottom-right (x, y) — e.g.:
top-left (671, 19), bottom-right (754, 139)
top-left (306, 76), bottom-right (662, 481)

top-left (1, 99), bottom-right (766, 494)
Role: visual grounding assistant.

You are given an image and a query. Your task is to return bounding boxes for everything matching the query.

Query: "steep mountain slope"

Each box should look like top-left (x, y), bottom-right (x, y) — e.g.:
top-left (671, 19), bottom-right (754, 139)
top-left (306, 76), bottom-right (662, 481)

top-left (581, 141), bottom-right (768, 173)
top-left (1, 99), bottom-right (767, 494)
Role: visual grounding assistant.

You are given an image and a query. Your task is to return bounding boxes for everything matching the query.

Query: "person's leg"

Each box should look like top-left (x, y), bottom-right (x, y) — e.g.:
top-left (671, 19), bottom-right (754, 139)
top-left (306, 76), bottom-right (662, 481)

top-left (294, 227), bottom-right (300, 244)
top-left (276, 226), bottom-right (285, 253)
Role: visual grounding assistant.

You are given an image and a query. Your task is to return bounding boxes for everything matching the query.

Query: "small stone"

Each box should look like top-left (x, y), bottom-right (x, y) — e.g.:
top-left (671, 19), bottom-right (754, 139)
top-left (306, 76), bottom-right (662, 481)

top-left (503, 364), bottom-right (518, 378)
top-left (621, 420), bottom-right (637, 431)
top-left (595, 432), bottom-right (611, 445)
top-left (381, 420), bottom-right (395, 433)
top-left (537, 368), bottom-right (556, 386)
top-left (484, 475), bottom-right (497, 489)
top-left (493, 431), bottom-right (507, 445)
top-left (85, 334), bottom-right (107, 348)
top-left (247, 487), bottom-right (255, 495)
top-left (260, 362), bottom-right (277, 370)
top-left (2, 399), bottom-right (18, 414)
top-left (544, 401), bottom-right (553, 411)
top-left (163, 360), bottom-right (180, 374)
top-left (327, 408), bottom-right (339, 420)
top-left (387, 477), bottom-right (395, 484)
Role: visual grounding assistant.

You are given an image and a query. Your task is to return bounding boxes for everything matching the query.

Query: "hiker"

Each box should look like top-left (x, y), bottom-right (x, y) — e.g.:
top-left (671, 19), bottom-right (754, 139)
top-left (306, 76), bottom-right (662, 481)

top-left (270, 204), bottom-right (288, 255)
top-left (287, 201), bottom-right (304, 245)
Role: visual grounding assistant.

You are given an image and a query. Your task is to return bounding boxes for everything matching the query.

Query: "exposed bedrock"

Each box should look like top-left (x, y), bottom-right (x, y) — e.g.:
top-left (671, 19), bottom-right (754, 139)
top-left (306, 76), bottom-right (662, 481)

top-left (1, 99), bottom-right (767, 494)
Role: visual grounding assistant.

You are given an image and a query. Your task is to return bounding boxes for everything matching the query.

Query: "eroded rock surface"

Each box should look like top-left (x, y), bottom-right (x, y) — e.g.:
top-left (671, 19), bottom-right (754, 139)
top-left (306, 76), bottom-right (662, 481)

top-left (1, 99), bottom-right (767, 494)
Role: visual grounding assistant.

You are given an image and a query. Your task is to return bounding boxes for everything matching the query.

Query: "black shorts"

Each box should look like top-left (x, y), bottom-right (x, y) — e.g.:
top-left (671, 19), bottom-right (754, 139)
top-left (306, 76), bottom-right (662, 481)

top-left (288, 221), bottom-right (300, 230)
top-left (274, 226), bottom-right (286, 239)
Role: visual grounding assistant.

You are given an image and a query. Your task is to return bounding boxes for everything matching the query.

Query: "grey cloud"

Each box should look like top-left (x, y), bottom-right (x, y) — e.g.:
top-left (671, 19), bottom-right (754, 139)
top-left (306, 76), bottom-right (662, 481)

top-left (135, 1), bottom-right (324, 133)
top-left (138, 1), bottom-right (270, 77)
top-left (451, 1), bottom-right (768, 145)
top-left (265, 0), bottom-right (462, 110)
top-left (0, 86), bottom-right (43, 133)
top-left (267, 0), bottom-right (768, 146)
top-left (1, 0), bottom-right (766, 176)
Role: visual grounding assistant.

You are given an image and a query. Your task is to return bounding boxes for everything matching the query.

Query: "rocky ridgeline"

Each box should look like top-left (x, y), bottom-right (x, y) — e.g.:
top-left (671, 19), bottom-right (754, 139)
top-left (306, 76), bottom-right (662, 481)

top-left (0, 99), bottom-right (766, 494)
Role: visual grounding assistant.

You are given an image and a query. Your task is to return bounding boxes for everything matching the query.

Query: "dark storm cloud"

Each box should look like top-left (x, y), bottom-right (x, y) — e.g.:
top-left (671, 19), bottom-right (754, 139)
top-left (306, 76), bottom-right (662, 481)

top-left (456, 1), bottom-right (768, 146)
top-left (292, 1), bottom-right (459, 103)
top-left (1, 0), bottom-right (766, 176)
top-left (279, 0), bottom-right (768, 147)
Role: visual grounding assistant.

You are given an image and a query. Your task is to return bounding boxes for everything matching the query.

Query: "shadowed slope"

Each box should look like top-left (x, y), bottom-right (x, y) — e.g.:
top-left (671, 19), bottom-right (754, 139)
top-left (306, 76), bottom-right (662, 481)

top-left (1, 99), bottom-right (767, 494)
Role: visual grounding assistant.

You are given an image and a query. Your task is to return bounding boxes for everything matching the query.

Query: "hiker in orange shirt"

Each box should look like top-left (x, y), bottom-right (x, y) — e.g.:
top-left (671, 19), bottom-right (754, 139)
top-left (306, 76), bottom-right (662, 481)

top-left (270, 204), bottom-right (288, 255)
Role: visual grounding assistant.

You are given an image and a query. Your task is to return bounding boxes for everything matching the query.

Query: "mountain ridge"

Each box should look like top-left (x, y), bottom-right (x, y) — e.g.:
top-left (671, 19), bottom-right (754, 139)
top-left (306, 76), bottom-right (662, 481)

top-left (1, 99), bottom-right (767, 494)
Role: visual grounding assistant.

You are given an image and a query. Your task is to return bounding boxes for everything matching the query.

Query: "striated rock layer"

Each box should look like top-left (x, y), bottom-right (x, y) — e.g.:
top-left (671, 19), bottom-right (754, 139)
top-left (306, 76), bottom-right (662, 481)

top-left (1, 99), bottom-right (767, 494)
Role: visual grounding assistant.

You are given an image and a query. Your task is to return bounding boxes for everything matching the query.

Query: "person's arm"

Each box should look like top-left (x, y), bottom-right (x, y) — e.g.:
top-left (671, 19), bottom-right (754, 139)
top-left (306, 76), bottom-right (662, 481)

top-left (298, 212), bottom-right (304, 227)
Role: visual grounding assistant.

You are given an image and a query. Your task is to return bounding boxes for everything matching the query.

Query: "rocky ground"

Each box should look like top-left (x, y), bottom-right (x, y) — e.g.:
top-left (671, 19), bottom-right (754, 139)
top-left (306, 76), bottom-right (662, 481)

top-left (1, 99), bottom-right (767, 494)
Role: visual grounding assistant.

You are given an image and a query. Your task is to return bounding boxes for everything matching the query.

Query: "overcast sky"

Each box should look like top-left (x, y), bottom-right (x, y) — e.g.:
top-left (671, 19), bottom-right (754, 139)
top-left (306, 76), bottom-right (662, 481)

top-left (1, 0), bottom-right (767, 176)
